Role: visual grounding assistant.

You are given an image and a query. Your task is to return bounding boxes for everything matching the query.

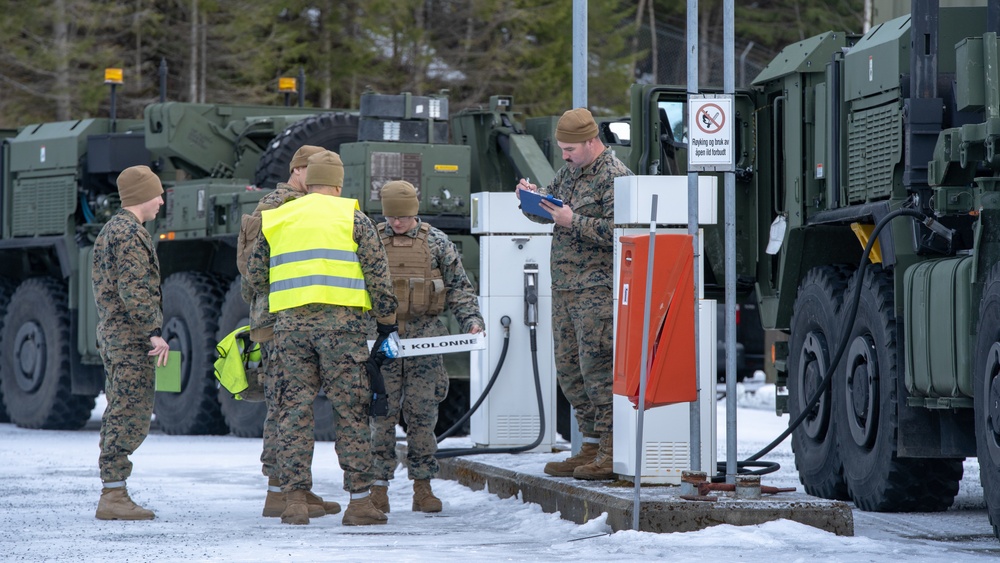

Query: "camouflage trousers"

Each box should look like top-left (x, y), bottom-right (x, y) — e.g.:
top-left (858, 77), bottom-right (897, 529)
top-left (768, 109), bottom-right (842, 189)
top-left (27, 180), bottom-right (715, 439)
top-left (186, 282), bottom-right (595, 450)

top-left (258, 341), bottom-right (279, 478)
top-left (552, 286), bottom-right (614, 436)
top-left (98, 344), bottom-right (155, 483)
top-left (272, 330), bottom-right (374, 494)
top-left (370, 352), bottom-right (449, 481)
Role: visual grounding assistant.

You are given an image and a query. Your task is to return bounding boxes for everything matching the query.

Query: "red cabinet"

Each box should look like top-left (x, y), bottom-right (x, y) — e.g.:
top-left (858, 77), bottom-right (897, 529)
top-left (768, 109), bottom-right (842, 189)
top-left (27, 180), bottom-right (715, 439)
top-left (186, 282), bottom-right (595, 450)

top-left (613, 234), bottom-right (697, 408)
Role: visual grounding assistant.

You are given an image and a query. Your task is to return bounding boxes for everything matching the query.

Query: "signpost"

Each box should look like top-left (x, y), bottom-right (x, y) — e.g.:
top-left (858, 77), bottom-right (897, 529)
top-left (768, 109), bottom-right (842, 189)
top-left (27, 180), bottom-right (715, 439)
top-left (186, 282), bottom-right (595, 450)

top-left (687, 94), bottom-right (735, 172)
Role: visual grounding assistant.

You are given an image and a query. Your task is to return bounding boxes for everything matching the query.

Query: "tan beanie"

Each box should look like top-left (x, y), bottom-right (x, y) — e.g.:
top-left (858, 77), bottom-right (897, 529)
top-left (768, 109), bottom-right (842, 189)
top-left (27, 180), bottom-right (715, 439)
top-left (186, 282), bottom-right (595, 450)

top-left (117, 165), bottom-right (163, 207)
top-left (555, 107), bottom-right (598, 143)
top-left (305, 150), bottom-right (345, 187)
top-left (289, 145), bottom-right (324, 173)
top-left (380, 180), bottom-right (419, 217)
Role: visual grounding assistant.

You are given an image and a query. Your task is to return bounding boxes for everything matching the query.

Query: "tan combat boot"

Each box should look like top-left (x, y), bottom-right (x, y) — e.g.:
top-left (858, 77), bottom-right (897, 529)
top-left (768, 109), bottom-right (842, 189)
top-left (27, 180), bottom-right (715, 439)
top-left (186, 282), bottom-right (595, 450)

top-left (412, 479), bottom-right (442, 513)
top-left (573, 434), bottom-right (615, 480)
top-left (262, 478), bottom-right (326, 518)
top-left (370, 481), bottom-right (390, 513)
top-left (95, 486), bottom-right (155, 521)
top-left (305, 490), bottom-right (341, 515)
top-left (342, 493), bottom-right (388, 526)
top-left (280, 490), bottom-right (310, 525)
top-left (543, 441), bottom-right (599, 477)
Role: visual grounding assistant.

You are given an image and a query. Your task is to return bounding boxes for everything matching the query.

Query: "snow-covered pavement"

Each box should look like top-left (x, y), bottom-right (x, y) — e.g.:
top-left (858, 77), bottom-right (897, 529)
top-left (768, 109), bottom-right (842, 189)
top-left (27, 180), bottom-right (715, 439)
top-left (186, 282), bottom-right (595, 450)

top-left (1, 379), bottom-right (997, 562)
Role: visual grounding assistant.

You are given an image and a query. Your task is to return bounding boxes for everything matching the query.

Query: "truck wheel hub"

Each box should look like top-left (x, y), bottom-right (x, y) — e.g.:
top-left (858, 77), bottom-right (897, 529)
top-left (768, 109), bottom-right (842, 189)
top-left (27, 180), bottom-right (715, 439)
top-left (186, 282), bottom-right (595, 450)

top-left (845, 335), bottom-right (878, 448)
top-left (13, 321), bottom-right (45, 393)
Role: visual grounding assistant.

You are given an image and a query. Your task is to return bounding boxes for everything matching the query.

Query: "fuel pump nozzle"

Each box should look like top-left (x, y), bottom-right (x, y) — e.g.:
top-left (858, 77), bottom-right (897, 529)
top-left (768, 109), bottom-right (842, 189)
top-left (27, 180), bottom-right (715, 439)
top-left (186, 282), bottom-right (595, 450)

top-left (523, 262), bottom-right (539, 327)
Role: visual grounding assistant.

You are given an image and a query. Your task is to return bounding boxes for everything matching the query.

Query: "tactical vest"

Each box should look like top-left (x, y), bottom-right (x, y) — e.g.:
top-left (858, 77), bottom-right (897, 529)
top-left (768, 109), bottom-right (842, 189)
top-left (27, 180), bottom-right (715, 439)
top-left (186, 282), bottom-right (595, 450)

top-left (379, 222), bottom-right (446, 321)
top-left (262, 193), bottom-right (371, 312)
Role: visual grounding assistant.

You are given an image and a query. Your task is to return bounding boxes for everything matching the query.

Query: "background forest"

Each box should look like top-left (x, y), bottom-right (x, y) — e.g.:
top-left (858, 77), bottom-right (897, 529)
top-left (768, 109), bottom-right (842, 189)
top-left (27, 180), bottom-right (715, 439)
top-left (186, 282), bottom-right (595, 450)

top-left (0, 0), bottom-right (868, 128)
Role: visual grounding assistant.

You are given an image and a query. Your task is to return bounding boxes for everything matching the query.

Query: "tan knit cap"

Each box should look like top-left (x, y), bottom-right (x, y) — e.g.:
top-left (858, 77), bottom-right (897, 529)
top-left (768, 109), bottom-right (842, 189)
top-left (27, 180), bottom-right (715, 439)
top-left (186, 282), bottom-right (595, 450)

top-left (555, 107), bottom-right (598, 143)
top-left (305, 150), bottom-right (344, 187)
top-left (117, 165), bottom-right (163, 207)
top-left (289, 145), bottom-right (324, 173)
top-left (380, 180), bottom-right (419, 217)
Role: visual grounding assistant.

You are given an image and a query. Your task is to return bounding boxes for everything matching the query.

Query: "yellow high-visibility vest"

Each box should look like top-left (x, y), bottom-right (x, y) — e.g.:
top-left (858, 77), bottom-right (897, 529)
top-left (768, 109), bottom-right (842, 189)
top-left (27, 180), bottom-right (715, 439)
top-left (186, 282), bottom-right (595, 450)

top-left (261, 193), bottom-right (371, 312)
top-left (213, 325), bottom-right (262, 400)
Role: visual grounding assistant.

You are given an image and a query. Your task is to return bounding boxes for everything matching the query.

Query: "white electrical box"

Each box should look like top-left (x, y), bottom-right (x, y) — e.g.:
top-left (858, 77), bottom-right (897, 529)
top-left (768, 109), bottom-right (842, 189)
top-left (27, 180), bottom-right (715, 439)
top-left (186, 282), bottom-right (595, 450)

top-left (613, 175), bottom-right (718, 225)
top-left (470, 191), bottom-right (554, 235)
top-left (612, 299), bottom-right (717, 484)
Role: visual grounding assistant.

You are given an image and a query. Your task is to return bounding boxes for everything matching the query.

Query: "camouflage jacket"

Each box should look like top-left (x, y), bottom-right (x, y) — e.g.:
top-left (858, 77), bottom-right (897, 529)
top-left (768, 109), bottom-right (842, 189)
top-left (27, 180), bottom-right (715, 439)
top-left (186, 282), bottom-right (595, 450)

top-left (378, 220), bottom-right (484, 335)
top-left (238, 182), bottom-right (304, 341)
top-left (525, 147), bottom-right (632, 290)
top-left (92, 208), bottom-right (163, 349)
top-left (246, 203), bottom-right (397, 333)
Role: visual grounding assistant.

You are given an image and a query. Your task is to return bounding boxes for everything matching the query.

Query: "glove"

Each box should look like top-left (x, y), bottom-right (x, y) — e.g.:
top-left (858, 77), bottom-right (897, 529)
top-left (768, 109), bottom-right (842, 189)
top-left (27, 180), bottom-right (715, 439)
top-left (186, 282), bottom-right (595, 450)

top-left (375, 322), bottom-right (400, 359)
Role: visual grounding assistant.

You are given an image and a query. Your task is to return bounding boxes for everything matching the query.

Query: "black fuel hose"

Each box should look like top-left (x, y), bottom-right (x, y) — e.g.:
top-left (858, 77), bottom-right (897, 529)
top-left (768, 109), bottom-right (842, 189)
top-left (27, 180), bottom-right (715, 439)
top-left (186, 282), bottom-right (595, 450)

top-left (724, 207), bottom-right (936, 480)
top-left (435, 320), bottom-right (547, 459)
top-left (436, 316), bottom-right (511, 443)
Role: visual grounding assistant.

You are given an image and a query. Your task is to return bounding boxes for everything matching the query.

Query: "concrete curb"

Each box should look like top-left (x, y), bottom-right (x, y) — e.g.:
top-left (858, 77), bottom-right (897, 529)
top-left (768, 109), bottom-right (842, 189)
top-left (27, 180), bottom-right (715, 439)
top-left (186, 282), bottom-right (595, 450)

top-left (438, 456), bottom-right (854, 535)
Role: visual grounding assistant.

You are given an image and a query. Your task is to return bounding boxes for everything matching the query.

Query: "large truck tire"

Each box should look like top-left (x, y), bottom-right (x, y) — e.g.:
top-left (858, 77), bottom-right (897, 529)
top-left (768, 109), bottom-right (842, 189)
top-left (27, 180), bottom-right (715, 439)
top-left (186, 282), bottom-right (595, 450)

top-left (974, 262), bottom-right (1000, 539)
top-left (556, 386), bottom-right (571, 442)
top-left (435, 379), bottom-right (471, 436)
top-left (154, 272), bottom-right (229, 435)
top-left (0, 277), bottom-right (15, 423)
top-left (0, 277), bottom-right (95, 429)
top-left (254, 112), bottom-right (360, 189)
top-left (215, 278), bottom-right (267, 438)
top-left (835, 266), bottom-right (962, 512)
top-left (787, 265), bottom-right (851, 500)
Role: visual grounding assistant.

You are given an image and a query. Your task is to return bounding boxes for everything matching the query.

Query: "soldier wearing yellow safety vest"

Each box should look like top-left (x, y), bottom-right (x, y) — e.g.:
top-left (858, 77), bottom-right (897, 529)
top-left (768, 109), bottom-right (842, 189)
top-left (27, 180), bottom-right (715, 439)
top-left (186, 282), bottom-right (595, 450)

top-left (245, 150), bottom-right (398, 527)
top-left (236, 144), bottom-right (342, 519)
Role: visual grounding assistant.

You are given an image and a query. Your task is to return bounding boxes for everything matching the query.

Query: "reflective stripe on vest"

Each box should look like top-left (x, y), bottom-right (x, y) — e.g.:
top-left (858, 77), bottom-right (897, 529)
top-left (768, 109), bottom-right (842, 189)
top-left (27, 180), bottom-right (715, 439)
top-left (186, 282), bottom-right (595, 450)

top-left (261, 193), bottom-right (371, 312)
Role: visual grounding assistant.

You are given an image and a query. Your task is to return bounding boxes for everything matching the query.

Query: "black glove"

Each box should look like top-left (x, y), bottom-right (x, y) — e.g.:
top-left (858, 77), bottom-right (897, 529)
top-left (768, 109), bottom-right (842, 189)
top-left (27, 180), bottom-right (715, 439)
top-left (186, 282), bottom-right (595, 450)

top-left (376, 322), bottom-right (398, 336)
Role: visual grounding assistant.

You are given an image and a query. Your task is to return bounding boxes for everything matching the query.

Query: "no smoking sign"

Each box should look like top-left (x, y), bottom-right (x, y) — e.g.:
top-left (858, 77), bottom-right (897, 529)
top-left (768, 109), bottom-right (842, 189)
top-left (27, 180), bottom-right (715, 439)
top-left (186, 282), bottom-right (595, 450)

top-left (688, 95), bottom-right (734, 171)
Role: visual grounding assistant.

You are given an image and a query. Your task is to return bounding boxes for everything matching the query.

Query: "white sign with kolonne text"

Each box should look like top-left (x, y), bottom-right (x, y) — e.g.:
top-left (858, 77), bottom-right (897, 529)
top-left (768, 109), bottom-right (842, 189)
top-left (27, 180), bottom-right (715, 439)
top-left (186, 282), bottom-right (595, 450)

top-left (367, 332), bottom-right (486, 358)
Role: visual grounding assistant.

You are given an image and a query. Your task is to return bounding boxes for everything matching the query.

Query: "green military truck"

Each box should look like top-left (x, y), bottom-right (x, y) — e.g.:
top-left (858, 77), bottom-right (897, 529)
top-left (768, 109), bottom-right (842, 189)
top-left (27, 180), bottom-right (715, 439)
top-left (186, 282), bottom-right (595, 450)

top-left (0, 88), bottom-right (568, 440)
top-left (621, 0), bottom-right (1000, 539)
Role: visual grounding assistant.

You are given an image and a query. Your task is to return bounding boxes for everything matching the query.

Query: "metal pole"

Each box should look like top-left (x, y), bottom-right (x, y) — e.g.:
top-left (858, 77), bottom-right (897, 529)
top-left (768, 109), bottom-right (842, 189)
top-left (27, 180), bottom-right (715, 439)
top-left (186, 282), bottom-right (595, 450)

top-left (739, 41), bottom-right (755, 89)
top-left (686, 0), bottom-right (702, 474)
top-left (572, 0), bottom-right (587, 109)
top-left (569, 0), bottom-right (588, 456)
top-left (109, 84), bottom-right (117, 133)
top-left (632, 194), bottom-right (658, 531)
top-left (159, 58), bottom-right (167, 103)
top-left (298, 67), bottom-right (306, 107)
top-left (724, 0), bottom-right (738, 485)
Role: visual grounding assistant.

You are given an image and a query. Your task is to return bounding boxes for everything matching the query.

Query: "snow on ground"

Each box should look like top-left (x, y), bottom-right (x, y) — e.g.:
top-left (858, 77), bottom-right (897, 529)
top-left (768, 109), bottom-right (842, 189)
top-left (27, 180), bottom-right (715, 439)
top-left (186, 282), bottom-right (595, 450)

top-left (0, 375), bottom-right (996, 562)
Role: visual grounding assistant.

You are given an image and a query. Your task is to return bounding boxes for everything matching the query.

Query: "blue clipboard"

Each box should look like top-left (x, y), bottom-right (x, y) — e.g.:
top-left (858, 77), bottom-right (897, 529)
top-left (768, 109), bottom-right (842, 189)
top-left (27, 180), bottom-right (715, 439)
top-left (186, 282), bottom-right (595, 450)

top-left (519, 189), bottom-right (563, 220)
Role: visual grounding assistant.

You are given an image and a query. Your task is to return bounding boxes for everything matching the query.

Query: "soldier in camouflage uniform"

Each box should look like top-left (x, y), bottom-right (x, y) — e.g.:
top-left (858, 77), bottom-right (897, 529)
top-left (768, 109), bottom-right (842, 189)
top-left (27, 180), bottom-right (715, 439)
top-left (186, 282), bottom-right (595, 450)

top-left (92, 165), bottom-right (171, 520)
top-left (515, 108), bottom-right (632, 480)
top-left (246, 150), bottom-right (398, 526)
top-left (237, 144), bottom-right (341, 519)
top-left (368, 180), bottom-right (484, 514)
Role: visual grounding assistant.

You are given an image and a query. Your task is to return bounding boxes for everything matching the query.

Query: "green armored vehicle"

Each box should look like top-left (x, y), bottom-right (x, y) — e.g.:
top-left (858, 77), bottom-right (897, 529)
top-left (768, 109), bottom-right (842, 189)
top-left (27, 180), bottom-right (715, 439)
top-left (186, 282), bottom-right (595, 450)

top-left (0, 84), bottom-right (567, 439)
top-left (623, 0), bottom-right (1000, 540)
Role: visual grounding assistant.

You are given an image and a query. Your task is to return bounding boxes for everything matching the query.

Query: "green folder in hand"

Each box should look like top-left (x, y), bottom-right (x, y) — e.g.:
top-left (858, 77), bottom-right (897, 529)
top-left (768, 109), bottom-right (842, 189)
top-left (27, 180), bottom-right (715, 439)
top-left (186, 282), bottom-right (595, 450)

top-left (155, 351), bottom-right (182, 393)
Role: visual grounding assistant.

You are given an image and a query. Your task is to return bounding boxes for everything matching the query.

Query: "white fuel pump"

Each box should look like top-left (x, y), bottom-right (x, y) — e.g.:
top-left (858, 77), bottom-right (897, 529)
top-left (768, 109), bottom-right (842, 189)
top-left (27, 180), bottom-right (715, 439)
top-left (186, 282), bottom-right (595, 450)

top-left (468, 192), bottom-right (556, 452)
top-left (611, 175), bottom-right (719, 483)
